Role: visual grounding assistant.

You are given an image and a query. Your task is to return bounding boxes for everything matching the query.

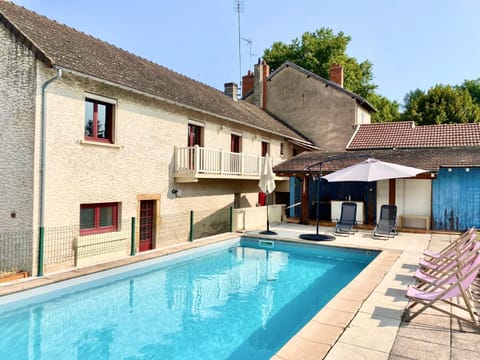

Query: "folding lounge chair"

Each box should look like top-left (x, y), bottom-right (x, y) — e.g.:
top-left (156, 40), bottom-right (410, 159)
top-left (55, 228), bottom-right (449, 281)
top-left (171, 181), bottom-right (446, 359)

top-left (405, 251), bottom-right (480, 328)
top-left (423, 227), bottom-right (476, 260)
top-left (372, 205), bottom-right (397, 239)
top-left (419, 231), bottom-right (478, 274)
top-left (415, 241), bottom-right (480, 289)
top-left (334, 202), bottom-right (357, 235)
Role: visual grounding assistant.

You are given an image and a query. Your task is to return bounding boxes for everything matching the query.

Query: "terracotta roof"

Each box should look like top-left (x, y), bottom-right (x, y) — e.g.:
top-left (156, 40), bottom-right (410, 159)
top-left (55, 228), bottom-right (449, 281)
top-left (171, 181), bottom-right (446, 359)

top-left (269, 62), bottom-right (377, 113)
top-left (273, 147), bottom-right (480, 174)
top-left (0, 1), bottom-right (311, 143)
top-left (347, 121), bottom-right (480, 149)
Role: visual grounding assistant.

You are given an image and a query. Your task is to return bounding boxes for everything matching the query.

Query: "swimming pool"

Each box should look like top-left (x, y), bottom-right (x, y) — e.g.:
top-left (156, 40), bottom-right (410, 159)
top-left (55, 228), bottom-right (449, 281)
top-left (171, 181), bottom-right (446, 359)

top-left (0, 238), bottom-right (378, 359)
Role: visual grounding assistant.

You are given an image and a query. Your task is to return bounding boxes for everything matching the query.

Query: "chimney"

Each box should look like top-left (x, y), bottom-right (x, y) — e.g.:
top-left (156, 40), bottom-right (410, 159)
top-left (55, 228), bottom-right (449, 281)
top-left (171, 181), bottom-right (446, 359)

top-left (224, 82), bottom-right (238, 101)
top-left (253, 59), bottom-right (270, 109)
top-left (329, 64), bottom-right (343, 87)
top-left (242, 70), bottom-right (254, 97)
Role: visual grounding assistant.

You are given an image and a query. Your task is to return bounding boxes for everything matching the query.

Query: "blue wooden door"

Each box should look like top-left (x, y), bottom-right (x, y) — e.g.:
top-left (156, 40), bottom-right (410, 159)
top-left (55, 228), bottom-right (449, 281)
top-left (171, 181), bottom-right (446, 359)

top-left (432, 167), bottom-right (480, 231)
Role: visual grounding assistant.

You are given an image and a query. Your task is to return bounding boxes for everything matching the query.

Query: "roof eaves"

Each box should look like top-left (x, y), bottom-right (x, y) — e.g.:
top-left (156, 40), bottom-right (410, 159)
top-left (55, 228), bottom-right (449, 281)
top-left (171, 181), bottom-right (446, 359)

top-left (56, 65), bottom-right (311, 143)
top-left (0, 11), bottom-right (54, 67)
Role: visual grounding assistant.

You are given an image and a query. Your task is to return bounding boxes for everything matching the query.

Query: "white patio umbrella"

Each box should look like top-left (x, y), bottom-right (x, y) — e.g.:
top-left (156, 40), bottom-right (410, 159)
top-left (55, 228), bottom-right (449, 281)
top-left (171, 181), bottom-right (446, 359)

top-left (258, 154), bottom-right (276, 235)
top-left (322, 158), bottom-right (427, 182)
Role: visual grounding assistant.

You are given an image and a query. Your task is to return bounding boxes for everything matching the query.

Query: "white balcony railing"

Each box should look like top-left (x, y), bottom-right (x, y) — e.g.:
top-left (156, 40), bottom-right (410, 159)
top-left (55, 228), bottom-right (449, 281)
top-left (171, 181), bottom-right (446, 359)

top-left (174, 145), bottom-right (284, 182)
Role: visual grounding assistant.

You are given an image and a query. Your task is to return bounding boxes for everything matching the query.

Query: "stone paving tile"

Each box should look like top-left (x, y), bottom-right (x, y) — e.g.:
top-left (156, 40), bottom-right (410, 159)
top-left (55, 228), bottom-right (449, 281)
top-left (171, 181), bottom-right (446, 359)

top-left (325, 342), bottom-right (389, 360)
top-left (389, 335), bottom-right (450, 360)
top-left (276, 336), bottom-right (331, 360)
top-left (312, 307), bottom-right (356, 327)
top-left (341, 311), bottom-right (400, 353)
top-left (450, 348), bottom-right (479, 360)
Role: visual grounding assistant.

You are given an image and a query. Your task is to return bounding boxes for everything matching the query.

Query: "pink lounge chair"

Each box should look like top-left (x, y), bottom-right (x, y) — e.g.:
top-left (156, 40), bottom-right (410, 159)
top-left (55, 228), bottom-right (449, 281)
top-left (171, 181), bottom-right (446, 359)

top-left (423, 227), bottom-right (476, 259)
top-left (414, 242), bottom-right (480, 288)
top-left (419, 232), bottom-right (477, 273)
top-left (405, 251), bottom-right (480, 328)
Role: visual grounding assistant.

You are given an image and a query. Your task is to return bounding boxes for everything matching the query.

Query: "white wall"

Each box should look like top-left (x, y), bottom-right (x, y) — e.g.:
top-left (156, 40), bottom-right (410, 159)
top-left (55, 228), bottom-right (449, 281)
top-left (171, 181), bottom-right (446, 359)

top-left (376, 179), bottom-right (431, 224)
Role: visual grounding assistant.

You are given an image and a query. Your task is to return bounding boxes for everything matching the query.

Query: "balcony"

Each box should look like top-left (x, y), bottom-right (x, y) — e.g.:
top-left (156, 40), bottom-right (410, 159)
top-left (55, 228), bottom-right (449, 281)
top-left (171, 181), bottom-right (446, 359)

top-left (174, 146), bottom-right (285, 183)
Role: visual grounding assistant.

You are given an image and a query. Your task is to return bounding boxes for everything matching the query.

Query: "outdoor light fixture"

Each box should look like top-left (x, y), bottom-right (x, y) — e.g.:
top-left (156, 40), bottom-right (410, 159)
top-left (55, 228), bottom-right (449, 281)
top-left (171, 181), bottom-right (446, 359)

top-left (448, 168), bottom-right (452, 172)
top-left (466, 168), bottom-right (470, 172)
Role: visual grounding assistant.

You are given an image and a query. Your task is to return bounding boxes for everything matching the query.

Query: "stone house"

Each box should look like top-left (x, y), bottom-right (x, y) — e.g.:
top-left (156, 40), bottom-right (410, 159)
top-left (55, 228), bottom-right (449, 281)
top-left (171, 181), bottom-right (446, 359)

top-left (242, 60), bottom-right (376, 151)
top-left (0, 2), bottom-right (316, 273)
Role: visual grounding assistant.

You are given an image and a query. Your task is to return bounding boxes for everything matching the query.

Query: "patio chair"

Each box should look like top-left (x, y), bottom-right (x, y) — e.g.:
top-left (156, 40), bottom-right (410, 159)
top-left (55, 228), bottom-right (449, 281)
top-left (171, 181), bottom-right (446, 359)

top-left (419, 231), bottom-right (478, 274)
top-left (334, 202), bottom-right (357, 235)
top-left (405, 250), bottom-right (480, 328)
top-left (372, 205), bottom-right (397, 239)
top-left (415, 240), bottom-right (480, 289)
top-left (422, 227), bottom-right (476, 260)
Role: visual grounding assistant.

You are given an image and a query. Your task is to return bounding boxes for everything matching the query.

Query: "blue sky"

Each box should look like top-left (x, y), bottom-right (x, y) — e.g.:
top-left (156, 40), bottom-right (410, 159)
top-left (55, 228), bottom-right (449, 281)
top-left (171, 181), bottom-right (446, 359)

top-left (13, 0), bottom-right (480, 105)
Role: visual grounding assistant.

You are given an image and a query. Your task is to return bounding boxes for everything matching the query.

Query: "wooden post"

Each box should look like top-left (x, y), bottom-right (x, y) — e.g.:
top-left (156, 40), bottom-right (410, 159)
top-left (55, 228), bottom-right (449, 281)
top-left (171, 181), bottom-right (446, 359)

top-left (300, 175), bottom-right (309, 224)
top-left (389, 179), bottom-right (396, 205)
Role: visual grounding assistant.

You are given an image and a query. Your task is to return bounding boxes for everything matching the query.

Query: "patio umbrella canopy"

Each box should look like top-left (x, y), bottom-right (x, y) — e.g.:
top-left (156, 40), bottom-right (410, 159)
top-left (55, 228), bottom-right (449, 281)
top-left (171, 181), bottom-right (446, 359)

top-left (322, 158), bottom-right (427, 182)
top-left (258, 154), bottom-right (276, 235)
top-left (259, 154), bottom-right (276, 194)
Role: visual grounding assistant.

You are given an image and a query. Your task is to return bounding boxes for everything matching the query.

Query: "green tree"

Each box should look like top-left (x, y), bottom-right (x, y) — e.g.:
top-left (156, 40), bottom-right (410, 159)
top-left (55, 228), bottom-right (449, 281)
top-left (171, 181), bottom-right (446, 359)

top-left (403, 85), bottom-right (480, 125)
top-left (460, 78), bottom-right (480, 105)
top-left (367, 93), bottom-right (400, 122)
top-left (401, 88), bottom-right (425, 122)
top-left (263, 28), bottom-right (376, 98)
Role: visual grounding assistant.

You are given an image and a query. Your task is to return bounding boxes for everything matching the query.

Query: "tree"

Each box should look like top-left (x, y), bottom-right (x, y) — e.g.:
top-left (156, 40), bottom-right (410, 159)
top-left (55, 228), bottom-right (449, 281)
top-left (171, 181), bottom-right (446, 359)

top-left (263, 28), bottom-right (376, 98)
top-left (460, 78), bottom-right (480, 105)
top-left (403, 85), bottom-right (480, 125)
top-left (367, 93), bottom-right (400, 122)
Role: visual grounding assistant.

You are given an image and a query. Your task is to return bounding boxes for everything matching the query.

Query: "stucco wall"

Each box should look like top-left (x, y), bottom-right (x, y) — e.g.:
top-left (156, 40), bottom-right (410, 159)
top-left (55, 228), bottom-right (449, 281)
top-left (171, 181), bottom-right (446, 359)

top-left (0, 24), bottom-right (36, 232)
top-left (266, 67), bottom-right (358, 151)
top-left (37, 68), bottom-right (289, 248)
top-left (376, 179), bottom-right (432, 225)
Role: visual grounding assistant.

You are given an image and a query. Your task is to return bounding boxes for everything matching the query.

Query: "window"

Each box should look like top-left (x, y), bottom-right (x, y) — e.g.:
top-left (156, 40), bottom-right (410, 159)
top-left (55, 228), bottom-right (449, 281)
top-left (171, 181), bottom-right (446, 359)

top-left (188, 123), bottom-right (203, 146)
top-left (80, 203), bottom-right (118, 235)
top-left (231, 134), bottom-right (241, 153)
top-left (261, 141), bottom-right (269, 156)
top-left (85, 98), bottom-right (114, 143)
top-left (280, 142), bottom-right (285, 156)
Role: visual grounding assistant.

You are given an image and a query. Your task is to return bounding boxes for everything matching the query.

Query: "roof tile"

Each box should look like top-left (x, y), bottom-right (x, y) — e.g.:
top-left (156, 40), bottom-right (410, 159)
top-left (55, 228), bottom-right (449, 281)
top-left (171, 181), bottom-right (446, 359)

top-left (348, 121), bottom-right (480, 149)
top-left (0, 1), bottom-right (309, 142)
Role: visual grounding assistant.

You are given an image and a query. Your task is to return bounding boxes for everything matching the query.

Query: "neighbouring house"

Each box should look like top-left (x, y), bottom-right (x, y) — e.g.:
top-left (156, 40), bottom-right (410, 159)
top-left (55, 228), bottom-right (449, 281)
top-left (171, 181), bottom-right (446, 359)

top-left (242, 60), bottom-right (376, 151)
top-left (0, 1), bottom-right (316, 274)
top-left (275, 121), bottom-right (480, 231)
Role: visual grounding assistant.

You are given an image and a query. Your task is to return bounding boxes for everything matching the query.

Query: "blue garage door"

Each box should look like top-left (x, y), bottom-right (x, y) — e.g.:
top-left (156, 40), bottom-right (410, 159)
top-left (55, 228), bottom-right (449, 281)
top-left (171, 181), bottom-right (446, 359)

top-left (432, 167), bottom-right (480, 231)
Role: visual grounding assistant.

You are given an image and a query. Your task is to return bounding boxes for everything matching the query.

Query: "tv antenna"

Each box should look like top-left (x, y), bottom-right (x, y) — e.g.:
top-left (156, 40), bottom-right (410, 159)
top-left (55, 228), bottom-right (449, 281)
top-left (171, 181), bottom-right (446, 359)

top-left (234, 0), bottom-right (244, 87)
top-left (241, 37), bottom-right (254, 70)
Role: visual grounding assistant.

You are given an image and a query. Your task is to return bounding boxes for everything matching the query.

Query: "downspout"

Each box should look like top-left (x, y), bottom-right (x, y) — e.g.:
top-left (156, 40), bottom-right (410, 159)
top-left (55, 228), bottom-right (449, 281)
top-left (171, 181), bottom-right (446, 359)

top-left (38, 68), bottom-right (62, 276)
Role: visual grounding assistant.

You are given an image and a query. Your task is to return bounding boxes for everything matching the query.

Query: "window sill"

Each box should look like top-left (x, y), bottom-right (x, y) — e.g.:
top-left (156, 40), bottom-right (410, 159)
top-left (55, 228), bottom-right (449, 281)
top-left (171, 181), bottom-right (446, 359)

top-left (79, 139), bottom-right (122, 149)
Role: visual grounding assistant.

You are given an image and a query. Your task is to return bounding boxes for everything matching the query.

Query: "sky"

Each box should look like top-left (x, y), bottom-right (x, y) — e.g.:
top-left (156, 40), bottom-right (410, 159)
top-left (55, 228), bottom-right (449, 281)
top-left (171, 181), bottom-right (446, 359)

top-left (12, 0), bottom-right (480, 105)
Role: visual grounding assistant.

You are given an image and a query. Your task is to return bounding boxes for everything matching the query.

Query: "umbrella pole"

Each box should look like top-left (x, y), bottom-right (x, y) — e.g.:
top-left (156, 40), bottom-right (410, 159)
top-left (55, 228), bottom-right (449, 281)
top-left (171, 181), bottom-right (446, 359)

top-left (266, 192), bottom-right (270, 232)
top-left (260, 191), bottom-right (277, 235)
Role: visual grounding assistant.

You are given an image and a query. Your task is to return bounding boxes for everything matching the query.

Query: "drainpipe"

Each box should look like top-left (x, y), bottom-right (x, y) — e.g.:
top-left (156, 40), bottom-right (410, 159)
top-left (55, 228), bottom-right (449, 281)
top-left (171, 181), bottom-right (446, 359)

top-left (38, 68), bottom-right (62, 276)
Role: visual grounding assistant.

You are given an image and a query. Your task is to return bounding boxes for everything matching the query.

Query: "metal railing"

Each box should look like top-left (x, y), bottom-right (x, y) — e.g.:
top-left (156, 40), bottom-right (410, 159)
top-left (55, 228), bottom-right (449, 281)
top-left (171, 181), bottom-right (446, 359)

top-left (0, 208), bottom-right (234, 278)
top-left (174, 145), bottom-right (283, 179)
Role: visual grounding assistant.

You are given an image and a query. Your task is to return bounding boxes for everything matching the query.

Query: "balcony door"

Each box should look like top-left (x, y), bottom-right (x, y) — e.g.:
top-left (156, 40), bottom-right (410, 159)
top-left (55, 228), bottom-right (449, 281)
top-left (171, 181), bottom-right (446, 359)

top-left (188, 123), bottom-right (203, 170)
top-left (230, 134), bottom-right (241, 173)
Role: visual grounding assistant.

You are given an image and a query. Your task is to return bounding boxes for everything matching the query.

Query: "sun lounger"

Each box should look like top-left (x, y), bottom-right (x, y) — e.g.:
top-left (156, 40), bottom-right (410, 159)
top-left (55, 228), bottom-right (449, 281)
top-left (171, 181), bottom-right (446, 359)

top-left (334, 202), bottom-right (357, 235)
top-left (372, 205), bottom-right (397, 239)
top-left (405, 250), bottom-right (480, 328)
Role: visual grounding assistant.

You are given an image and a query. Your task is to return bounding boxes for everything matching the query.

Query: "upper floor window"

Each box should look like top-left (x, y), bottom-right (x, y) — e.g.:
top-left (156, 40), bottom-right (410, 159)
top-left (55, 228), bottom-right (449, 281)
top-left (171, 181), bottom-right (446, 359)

top-left (188, 123), bottom-right (203, 147)
top-left (261, 141), bottom-right (269, 156)
top-left (231, 134), bottom-right (242, 153)
top-left (85, 98), bottom-right (114, 143)
top-left (280, 142), bottom-right (285, 156)
top-left (80, 202), bottom-right (119, 235)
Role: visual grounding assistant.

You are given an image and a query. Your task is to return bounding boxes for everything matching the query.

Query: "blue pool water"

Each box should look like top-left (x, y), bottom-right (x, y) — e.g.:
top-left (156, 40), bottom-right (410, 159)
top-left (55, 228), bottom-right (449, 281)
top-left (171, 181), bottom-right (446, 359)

top-left (0, 238), bottom-right (378, 359)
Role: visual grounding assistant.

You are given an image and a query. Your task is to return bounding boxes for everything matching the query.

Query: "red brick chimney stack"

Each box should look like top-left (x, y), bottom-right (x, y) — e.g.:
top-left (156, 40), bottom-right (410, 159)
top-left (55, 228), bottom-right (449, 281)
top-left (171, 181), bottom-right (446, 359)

top-left (242, 70), bottom-right (254, 97)
top-left (329, 64), bottom-right (343, 87)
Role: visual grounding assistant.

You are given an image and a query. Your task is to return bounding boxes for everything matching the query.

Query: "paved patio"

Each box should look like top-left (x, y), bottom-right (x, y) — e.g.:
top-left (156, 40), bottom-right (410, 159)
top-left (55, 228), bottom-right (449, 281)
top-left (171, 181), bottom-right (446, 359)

top-left (0, 223), bottom-right (479, 359)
